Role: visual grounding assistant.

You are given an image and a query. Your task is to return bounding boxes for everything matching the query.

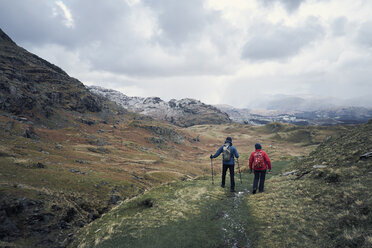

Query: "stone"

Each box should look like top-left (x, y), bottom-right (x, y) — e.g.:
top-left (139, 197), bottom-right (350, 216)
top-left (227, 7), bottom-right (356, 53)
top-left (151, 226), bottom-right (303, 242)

top-left (36, 162), bottom-right (46, 168)
top-left (80, 119), bottom-right (96, 126)
top-left (0, 214), bottom-right (20, 239)
top-left (97, 139), bottom-right (105, 146)
top-left (23, 126), bottom-right (39, 140)
top-left (55, 144), bottom-right (63, 149)
top-left (360, 152), bottom-right (372, 160)
top-left (313, 165), bottom-right (328, 169)
top-left (141, 198), bottom-right (154, 208)
top-left (70, 169), bottom-right (86, 175)
top-left (63, 208), bottom-right (76, 223)
top-left (109, 195), bottom-right (121, 205)
top-left (282, 170), bottom-right (297, 176)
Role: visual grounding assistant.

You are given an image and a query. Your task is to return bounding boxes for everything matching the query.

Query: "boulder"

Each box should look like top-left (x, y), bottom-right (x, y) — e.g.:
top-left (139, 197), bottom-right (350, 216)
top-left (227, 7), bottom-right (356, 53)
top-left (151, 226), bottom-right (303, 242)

top-left (23, 126), bottom-right (39, 140)
top-left (109, 195), bottom-right (121, 205)
top-left (313, 165), bottom-right (328, 169)
top-left (360, 152), bottom-right (372, 160)
top-left (282, 170), bottom-right (298, 176)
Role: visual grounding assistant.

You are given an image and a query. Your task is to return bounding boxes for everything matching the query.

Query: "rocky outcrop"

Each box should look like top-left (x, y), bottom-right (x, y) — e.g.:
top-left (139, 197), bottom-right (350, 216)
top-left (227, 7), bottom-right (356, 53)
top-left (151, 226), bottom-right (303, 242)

top-left (0, 28), bottom-right (103, 119)
top-left (0, 193), bottom-right (111, 247)
top-left (88, 86), bottom-right (231, 127)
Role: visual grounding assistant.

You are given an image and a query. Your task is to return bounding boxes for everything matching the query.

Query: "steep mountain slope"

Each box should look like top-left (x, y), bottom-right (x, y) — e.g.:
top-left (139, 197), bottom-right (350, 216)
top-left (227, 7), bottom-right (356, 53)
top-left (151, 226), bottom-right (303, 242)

top-left (0, 28), bottom-right (213, 247)
top-left (0, 28), bottom-right (105, 126)
top-left (88, 86), bottom-right (231, 127)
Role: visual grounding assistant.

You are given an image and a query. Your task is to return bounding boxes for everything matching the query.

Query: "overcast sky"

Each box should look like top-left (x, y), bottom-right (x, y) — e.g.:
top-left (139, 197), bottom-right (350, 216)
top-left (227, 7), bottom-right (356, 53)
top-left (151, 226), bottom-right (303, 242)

top-left (1, 0), bottom-right (372, 108)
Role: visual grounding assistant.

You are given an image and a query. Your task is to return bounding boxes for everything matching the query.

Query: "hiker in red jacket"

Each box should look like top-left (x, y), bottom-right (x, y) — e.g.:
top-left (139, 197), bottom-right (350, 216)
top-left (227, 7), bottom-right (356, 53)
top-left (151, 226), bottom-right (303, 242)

top-left (249, 143), bottom-right (271, 194)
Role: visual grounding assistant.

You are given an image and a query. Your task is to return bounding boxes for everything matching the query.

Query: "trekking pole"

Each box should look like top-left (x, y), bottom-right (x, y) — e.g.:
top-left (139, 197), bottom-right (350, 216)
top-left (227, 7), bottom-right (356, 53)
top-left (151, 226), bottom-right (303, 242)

top-left (210, 158), bottom-right (214, 185)
top-left (237, 158), bottom-right (242, 184)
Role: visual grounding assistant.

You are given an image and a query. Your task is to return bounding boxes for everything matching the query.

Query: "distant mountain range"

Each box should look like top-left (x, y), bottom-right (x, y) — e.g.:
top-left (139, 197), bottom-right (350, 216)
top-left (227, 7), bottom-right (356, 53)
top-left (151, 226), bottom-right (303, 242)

top-left (215, 104), bottom-right (372, 126)
top-left (88, 86), bottom-right (231, 127)
top-left (88, 85), bottom-right (372, 126)
top-left (249, 94), bottom-right (372, 112)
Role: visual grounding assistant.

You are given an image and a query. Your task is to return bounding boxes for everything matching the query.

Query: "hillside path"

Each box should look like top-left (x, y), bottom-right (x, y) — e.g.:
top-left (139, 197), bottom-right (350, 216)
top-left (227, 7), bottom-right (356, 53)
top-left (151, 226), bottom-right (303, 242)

top-left (71, 174), bottom-right (257, 248)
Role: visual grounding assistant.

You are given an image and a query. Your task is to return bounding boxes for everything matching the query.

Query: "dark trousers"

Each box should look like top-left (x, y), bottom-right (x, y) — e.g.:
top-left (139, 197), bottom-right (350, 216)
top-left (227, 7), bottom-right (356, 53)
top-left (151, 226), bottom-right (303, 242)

top-left (253, 170), bottom-right (266, 192)
top-left (222, 164), bottom-right (235, 189)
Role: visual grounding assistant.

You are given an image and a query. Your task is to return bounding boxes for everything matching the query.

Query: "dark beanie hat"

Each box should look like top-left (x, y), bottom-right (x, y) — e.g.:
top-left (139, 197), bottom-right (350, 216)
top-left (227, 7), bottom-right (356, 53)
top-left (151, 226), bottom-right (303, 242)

top-left (255, 143), bottom-right (262, 149)
top-left (226, 137), bottom-right (232, 142)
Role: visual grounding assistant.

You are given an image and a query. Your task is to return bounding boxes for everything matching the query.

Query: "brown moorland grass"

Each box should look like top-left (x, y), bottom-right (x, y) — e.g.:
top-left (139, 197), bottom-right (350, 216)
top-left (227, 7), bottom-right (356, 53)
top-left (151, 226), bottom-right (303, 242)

top-left (0, 112), bottom-right (353, 247)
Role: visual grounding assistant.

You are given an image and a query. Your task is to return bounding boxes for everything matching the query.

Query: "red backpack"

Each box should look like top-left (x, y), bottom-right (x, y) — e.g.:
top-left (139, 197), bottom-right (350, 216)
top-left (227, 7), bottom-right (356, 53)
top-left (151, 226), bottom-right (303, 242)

top-left (253, 151), bottom-right (265, 169)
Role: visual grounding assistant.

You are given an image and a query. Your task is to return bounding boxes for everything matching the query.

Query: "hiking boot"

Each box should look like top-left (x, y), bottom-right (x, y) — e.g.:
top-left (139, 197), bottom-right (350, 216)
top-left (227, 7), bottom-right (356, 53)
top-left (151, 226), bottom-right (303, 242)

top-left (221, 185), bottom-right (225, 188)
top-left (252, 189), bottom-right (256, 194)
top-left (230, 188), bottom-right (236, 192)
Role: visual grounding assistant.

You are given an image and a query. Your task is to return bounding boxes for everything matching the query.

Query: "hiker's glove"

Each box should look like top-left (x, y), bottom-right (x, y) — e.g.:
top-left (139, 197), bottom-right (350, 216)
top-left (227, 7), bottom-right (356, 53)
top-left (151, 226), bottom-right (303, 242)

top-left (210, 155), bottom-right (213, 159)
top-left (250, 168), bottom-right (253, 174)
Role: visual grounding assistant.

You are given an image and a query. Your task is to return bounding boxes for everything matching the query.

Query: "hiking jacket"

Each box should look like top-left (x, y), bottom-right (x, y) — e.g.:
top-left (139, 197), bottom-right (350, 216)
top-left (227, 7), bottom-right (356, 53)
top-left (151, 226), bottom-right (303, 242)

top-left (249, 149), bottom-right (271, 171)
top-left (212, 142), bottom-right (239, 165)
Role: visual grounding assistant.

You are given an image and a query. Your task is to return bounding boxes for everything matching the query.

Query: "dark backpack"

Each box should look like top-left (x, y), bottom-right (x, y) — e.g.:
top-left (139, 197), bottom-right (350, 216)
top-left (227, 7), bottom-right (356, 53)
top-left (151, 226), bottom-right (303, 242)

top-left (222, 143), bottom-right (231, 162)
top-left (253, 151), bottom-right (265, 169)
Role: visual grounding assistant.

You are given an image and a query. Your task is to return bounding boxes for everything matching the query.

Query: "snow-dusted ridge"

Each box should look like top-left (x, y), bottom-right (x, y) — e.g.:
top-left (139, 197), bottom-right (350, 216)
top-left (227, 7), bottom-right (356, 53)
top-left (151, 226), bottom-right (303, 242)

top-left (88, 86), bottom-right (230, 127)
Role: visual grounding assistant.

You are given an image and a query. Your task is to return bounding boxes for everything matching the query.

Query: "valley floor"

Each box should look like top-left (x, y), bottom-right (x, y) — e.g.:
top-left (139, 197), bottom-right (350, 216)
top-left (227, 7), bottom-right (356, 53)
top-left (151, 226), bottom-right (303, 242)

top-left (70, 162), bottom-right (288, 248)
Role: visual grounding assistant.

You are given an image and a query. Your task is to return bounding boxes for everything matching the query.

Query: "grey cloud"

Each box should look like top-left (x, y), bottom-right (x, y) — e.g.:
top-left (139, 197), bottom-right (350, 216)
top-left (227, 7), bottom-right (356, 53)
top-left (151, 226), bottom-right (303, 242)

top-left (357, 21), bottom-right (372, 48)
top-left (331, 17), bottom-right (348, 37)
top-left (67, 0), bottom-right (131, 43)
top-left (242, 19), bottom-right (324, 61)
top-left (0, 0), bottom-right (132, 48)
top-left (0, 0), bottom-right (71, 45)
top-left (0, 0), bottom-right (230, 77)
top-left (260, 0), bottom-right (307, 12)
top-left (74, 0), bottom-right (230, 76)
top-left (142, 0), bottom-right (218, 46)
top-left (222, 66), bottom-right (372, 109)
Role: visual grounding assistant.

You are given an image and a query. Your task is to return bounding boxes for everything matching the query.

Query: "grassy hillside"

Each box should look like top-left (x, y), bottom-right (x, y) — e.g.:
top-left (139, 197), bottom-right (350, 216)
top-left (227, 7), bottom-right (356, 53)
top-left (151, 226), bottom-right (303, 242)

top-left (0, 111), bottom-right (212, 247)
top-left (0, 114), bottom-right (346, 247)
top-left (246, 120), bottom-right (372, 247)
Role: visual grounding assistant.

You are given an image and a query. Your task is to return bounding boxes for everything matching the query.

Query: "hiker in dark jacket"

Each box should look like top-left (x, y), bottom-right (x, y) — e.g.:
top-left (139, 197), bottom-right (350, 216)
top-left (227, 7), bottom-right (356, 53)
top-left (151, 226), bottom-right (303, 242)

top-left (210, 137), bottom-right (239, 192)
top-left (249, 143), bottom-right (271, 194)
